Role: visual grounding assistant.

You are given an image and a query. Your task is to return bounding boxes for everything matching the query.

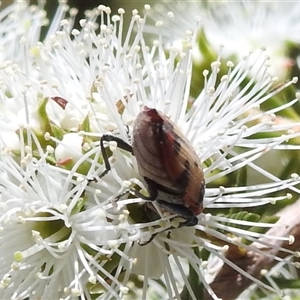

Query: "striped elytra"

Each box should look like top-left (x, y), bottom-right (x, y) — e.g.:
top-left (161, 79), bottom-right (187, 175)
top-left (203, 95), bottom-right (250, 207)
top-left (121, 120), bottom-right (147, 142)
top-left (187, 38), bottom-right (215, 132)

top-left (132, 106), bottom-right (205, 224)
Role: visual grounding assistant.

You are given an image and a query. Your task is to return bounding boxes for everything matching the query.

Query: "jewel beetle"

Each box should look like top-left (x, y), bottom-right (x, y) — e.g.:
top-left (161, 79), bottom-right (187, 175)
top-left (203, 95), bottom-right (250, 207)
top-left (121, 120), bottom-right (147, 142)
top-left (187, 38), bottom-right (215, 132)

top-left (99, 106), bottom-right (205, 234)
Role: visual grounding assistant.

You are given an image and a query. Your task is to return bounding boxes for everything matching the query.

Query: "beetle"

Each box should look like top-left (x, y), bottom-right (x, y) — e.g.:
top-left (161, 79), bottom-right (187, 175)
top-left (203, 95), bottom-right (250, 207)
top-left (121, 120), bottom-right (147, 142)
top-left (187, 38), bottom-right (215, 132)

top-left (99, 106), bottom-right (205, 239)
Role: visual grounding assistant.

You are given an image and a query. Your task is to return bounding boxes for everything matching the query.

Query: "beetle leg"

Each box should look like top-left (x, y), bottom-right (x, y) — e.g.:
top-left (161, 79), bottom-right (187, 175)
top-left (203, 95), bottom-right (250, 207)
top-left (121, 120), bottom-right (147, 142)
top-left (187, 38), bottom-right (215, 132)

top-left (113, 185), bottom-right (158, 210)
top-left (114, 187), bottom-right (154, 202)
top-left (156, 200), bottom-right (198, 226)
top-left (138, 214), bottom-right (197, 246)
top-left (100, 134), bottom-right (133, 178)
top-left (114, 178), bottom-right (158, 202)
top-left (138, 232), bottom-right (160, 246)
top-left (99, 135), bottom-right (159, 203)
top-left (138, 201), bottom-right (198, 246)
top-left (129, 188), bottom-right (155, 201)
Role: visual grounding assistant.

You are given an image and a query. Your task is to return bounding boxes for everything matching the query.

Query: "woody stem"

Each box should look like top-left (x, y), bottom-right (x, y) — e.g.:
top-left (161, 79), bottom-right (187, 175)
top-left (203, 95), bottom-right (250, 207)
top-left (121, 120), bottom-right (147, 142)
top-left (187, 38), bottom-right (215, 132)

top-left (204, 199), bottom-right (300, 300)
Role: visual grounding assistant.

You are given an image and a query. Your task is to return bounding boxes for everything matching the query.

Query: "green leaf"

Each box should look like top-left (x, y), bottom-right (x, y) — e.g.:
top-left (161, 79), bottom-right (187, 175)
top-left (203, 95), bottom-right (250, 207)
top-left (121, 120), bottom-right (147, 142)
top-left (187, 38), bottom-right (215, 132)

top-left (221, 211), bottom-right (261, 231)
top-left (242, 215), bottom-right (279, 245)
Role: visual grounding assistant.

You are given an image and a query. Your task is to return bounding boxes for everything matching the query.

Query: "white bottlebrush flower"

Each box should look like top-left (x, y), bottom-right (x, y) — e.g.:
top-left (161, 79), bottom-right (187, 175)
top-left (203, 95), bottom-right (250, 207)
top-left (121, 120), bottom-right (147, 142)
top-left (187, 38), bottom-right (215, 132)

top-left (0, 156), bottom-right (122, 299)
top-left (1, 2), bottom-right (300, 300)
top-left (148, 1), bottom-right (300, 78)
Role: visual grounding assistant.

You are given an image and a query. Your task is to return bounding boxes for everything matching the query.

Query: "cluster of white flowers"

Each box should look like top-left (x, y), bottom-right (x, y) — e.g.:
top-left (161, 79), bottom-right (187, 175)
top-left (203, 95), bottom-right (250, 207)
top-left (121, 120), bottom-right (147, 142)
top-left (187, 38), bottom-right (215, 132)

top-left (148, 0), bottom-right (300, 79)
top-left (0, 1), bottom-right (300, 300)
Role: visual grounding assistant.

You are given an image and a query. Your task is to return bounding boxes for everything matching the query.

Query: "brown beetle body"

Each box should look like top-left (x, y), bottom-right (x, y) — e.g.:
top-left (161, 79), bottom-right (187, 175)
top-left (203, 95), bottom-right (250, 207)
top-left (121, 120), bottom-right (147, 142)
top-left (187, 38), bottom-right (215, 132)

top-left (99, 106), bottom-right (205, 228)
top-left (132, 107), bottom-right (205, 224)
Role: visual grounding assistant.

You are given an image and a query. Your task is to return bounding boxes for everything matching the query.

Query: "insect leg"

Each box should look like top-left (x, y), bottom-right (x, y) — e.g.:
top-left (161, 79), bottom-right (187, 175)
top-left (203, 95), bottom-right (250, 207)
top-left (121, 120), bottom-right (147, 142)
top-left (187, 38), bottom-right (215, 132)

top-left (156, 200), bottom-right (198, 226)
top-left (138, 201), bottom-right (198, 246)
top-left (99, 135), bottom-right (157, 202)
top-left (114, 187), bottom-right (154, 202)
top-left (138, 232), bottom-right (160, 246)
top-left (100, 134), bottom-right (133, 178)
top-left (114, 177), bottom-right (158, 202)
